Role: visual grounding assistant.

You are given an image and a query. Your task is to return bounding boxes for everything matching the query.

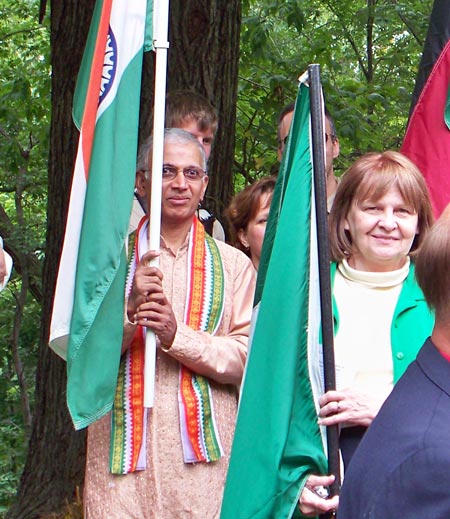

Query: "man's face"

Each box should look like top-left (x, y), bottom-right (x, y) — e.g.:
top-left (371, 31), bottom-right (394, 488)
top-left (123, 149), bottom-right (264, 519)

top-left (278, 113), bottom-right (340, 177)
top-left (277, 110), bottom-right (294, 162)
top-left (325, 117), bottom-right (340, 179)
top-left (160, 141), bottom-right (209, 226)
top-left (134, 140), bottom-right (208, 224)
top-left (178, 118), bottom-right (215, 161)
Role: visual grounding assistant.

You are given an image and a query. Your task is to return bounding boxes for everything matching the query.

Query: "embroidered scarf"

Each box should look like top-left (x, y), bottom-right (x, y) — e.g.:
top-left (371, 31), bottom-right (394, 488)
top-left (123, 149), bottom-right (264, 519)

top-left (110, 217), bottom-right (224, 474)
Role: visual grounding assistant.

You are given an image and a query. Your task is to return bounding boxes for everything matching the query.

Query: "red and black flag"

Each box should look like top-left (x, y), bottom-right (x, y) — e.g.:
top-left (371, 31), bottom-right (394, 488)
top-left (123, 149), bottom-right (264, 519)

top-left (401, 0), bottom-right (450, 218)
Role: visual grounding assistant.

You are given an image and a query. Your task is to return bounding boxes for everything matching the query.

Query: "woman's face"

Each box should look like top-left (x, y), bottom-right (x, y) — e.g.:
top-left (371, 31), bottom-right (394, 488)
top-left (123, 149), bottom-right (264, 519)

top-left (344, 186), bottom-right (419, 272)
top-left (238, 193), bottom-right (272, 270)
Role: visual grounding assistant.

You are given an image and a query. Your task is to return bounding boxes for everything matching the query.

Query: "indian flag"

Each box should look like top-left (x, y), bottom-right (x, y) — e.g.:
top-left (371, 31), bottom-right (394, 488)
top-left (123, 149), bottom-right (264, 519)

top-left (49, 0), bottom-right (152, 429)
top-left (221, 81), bottom-right (328, 519)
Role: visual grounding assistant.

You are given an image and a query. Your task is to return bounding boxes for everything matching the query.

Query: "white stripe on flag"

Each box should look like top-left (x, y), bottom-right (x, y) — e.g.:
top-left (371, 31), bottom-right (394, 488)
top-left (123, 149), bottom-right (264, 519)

top-left (49, 142), bottom-right (87, 359)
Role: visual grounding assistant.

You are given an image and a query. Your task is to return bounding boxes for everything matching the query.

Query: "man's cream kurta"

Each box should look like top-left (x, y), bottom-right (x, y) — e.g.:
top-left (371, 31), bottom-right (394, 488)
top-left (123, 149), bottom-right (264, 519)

top-left (84, 234), bottom-right (256, 518)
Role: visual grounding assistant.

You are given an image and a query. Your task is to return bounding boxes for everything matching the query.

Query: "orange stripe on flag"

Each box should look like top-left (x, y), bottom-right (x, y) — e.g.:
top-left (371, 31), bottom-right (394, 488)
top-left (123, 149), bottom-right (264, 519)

top-left (81, 0), bottom-right (113, 180)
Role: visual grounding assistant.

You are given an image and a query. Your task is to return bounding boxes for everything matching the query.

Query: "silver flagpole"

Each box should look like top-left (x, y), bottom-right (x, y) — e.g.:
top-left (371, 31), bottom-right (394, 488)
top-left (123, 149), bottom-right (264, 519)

top-left (144, 0), bottom-right (170, 408)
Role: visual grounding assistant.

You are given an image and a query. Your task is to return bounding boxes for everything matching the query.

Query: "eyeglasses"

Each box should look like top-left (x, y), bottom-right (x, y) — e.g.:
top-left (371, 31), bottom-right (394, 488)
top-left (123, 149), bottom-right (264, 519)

top-left (162, 165), bottom-right (207, 182)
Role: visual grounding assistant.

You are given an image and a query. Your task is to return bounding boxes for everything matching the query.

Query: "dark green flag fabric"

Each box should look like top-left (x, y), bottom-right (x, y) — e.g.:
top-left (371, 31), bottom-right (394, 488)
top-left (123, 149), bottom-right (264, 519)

top-left (221, 82), bottom-right (327, 519)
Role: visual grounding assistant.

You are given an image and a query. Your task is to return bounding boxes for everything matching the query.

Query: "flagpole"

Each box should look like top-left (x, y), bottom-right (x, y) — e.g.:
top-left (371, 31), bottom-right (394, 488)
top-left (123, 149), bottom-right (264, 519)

top-left (145, 0), bottom-right (170, 408)
top-left (308, 64), bottom-right (341, 498)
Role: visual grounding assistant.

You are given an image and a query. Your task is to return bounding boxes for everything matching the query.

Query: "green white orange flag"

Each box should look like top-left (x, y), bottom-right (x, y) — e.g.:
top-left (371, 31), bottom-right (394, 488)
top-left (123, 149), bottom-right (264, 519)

top-left (221, 81), bottom-right (327, 519)
top-left (49, 0), bottom-right (151, 429)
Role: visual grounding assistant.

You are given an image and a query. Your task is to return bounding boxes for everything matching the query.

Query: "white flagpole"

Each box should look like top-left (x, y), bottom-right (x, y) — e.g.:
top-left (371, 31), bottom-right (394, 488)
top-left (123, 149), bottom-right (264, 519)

top-left (144, 0), bottom-right (170, 408)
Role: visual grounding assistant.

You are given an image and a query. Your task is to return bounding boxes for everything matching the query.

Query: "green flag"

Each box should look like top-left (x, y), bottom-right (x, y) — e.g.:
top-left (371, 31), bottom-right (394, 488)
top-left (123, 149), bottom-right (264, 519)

top-left (221, 82), bottom-right (327, 519)
top-left (49, 0), bottom-right (150, 429)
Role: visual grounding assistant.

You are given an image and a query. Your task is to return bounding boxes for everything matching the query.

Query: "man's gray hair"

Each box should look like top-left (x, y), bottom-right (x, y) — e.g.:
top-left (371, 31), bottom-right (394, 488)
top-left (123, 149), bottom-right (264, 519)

top-left (136, 128), bottom-right (207, 174)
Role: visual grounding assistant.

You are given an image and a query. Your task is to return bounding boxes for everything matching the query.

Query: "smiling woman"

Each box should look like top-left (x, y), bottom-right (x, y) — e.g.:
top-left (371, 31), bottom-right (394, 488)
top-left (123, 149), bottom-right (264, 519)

top-left (327, 150), bottom-right (433, 452)
top-left (342, 186), bottom-right (420, 272)
top-left (300, 150), bottom-right (436, 517)
top-left (329, 151), bottom-right (432, 265)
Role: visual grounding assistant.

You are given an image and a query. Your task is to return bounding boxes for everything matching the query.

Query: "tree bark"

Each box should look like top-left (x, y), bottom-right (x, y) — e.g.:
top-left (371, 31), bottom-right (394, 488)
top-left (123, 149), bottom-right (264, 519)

top-left (8, 0), bottom-right (241, 517)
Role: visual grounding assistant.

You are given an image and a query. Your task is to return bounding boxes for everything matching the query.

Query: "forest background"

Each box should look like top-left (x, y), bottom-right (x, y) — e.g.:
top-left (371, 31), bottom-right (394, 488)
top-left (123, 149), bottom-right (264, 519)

top-left (0, 0), bottom-right (433, 517)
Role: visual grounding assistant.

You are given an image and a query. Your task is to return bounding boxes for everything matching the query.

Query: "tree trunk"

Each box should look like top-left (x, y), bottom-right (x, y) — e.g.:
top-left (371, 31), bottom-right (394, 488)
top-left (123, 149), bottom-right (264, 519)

top-left (8, 0), bottom-right (241, 517)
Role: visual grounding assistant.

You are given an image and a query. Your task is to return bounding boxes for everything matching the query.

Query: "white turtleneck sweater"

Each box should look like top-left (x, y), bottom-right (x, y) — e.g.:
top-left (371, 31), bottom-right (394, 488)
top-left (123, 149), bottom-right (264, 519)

top-left (333, 257), bottom-right (410, 407)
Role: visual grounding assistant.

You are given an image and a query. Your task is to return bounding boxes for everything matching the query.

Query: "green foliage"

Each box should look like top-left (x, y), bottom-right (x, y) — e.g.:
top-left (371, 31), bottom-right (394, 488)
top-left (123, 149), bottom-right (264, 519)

top-left (235, 0), bottom-right (433, 188)
top-left (0, 0), bottom-right (50, 232)
top-left (0, 0), bottom-right (437, 514)
top-left (0, 0), bottom-right (50, 512)
top-left (0, 283), bottom-right (41, 515)
top-left (0, 416), bottom-right (24, 516)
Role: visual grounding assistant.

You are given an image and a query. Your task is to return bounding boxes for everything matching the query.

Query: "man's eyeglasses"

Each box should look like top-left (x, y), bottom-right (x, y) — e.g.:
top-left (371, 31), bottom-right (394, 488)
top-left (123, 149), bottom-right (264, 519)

top-left (162, 165), bottom-right (207, 182)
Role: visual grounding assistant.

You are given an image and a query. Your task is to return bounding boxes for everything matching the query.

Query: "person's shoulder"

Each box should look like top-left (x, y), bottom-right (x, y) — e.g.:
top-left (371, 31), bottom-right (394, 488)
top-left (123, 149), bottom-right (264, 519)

top-left (403, 262), bottom-right (424, 294)
top-left (340, 355), bottom-right (450, 518)
top-left (214, 239), bottom-right (249, 259)
top-left (341, 445), bottom-right (450, 519)
top-left (214, 239), bottom-right (254, 268)
top-left (129, 196), bottom-right (146, 235)
top-left (198, 208), bottom-right (226, 241)
top-left (371, 445), bottom-right (450, 517)
top-left (398, 262), bottom-right (433, 316)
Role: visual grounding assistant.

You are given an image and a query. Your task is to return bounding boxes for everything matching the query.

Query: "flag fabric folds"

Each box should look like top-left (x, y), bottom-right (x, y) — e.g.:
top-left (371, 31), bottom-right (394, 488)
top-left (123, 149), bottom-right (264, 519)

top-left (49, 0), bottom-right (150, 430)
top-left (401, 0), bottom-right (450, 218)
top-left (220, 82), bottom-right (327, 519)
